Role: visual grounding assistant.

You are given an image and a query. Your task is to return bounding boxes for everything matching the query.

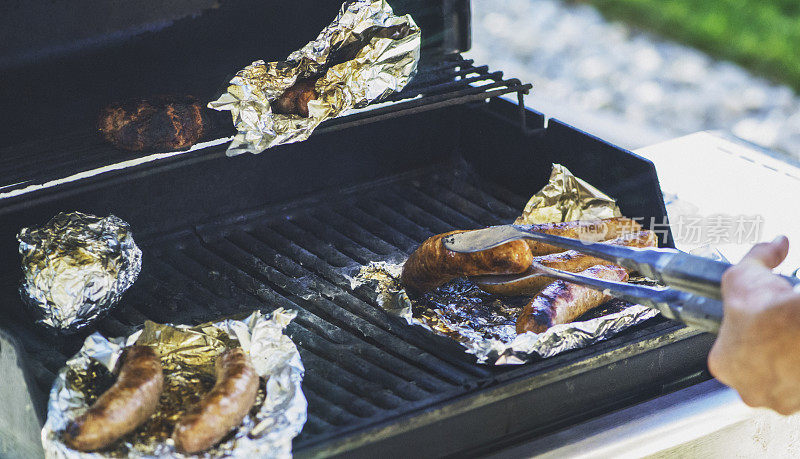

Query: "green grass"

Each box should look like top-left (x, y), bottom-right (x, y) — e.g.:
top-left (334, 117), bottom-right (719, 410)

top-left (576, 0), bottom-right (800, 91)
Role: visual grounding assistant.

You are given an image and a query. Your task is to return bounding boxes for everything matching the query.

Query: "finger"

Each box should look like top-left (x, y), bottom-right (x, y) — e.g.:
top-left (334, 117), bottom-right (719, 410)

top-left (740, 236), bottom-right (789, 269)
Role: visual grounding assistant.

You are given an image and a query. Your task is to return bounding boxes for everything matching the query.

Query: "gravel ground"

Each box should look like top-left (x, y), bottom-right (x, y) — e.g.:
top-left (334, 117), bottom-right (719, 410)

top-left (466, 0), bottom-right (800, 157)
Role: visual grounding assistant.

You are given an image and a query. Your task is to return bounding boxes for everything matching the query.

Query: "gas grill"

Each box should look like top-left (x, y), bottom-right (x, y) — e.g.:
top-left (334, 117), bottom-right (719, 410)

top-left (0, 1), bottom-right (715, 457)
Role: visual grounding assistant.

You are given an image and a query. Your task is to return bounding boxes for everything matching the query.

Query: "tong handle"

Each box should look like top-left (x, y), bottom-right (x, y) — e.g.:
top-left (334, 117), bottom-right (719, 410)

top-left (666, 294), bottom-right (723, 334)
top-left (662, 252), bottom-right (800, 300)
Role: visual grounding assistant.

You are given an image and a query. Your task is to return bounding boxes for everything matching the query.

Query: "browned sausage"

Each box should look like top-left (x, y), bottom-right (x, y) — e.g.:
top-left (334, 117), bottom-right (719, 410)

top-left (172, 348), bottom-right (260, 454)
top-left (98, 95), bottom-right (209, 151)
top-left (401, 230), bottom-right (533, 295)
top-left (272, 78), bottom-right (319, 117)
top-left (477, 230), bottom-right (657, 296)
top-left (63, 345), bottom-right (163, 452)
top-left (520, 217), bottom-right (642, 255)
top-left (516, 264), bottom-right (629, 334)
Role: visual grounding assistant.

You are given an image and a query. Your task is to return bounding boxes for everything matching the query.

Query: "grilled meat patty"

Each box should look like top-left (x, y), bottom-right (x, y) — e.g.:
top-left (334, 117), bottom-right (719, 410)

top-left (98, 95), bottom-right (209, 152)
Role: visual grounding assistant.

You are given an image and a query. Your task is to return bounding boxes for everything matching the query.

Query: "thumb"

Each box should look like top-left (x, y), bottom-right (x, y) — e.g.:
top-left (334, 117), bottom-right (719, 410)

top-left (740, 235), bottom-right (789, 269)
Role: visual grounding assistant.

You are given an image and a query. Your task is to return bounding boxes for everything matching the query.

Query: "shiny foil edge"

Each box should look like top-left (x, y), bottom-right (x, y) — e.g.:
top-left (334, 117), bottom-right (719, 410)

top-left (17, 212), bottom-right (142, 333)
top-left (351, 262), bottom-right (660, 365)
top-left (209, 0), bottom-right (422, 155)
top-left (476, 304), bottom-right (660, 364)
top-left (41, 309), bottom-right (307, 458)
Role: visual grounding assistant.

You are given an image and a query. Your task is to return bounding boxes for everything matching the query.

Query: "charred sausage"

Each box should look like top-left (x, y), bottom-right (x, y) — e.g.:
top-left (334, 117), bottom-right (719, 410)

top-left (63, 345), bottom-right (163, 452)
top-left (172, 348), bottom-right (260, 454)
top-left (272, 78), bottom-right (319, 117)
top-left (516, 264), bottom-right (629, 334)
top-left (98, 95), bottom-right (210, 152)
top-left (519, 217), bottom-right (642, 255)
top-left (401, 218), bottom-right (641, 295)
top-left (401, 230), bottom-right (534, 295)
top-left (476, 230), bottom-right (656, 296)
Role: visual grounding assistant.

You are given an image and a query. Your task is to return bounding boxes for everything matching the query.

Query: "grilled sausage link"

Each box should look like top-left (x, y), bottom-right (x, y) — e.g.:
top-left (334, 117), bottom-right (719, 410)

top-left (516, 265), bottom-right (629, 334)
top-left (98, 95), bottom-right (209, 152)
top-left (172, 348), bottom-right (260, 454)
top-left (520, 217), bottom-right (642, 255)
top-left (272, 78), bottom-right (319, 117)
top-left (401, 230), bottom-right (534, 295)
top-left (477, 230), bottom-right (657, 296)
top-left (64, 345), bottom-right (163, 452)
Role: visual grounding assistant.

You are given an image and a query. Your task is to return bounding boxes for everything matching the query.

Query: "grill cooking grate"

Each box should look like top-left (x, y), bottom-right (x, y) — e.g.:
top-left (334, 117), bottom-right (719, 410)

top-left (6, 154), bottom-right (703, 457)
top-left (12, 159), bottom-right (523, 449)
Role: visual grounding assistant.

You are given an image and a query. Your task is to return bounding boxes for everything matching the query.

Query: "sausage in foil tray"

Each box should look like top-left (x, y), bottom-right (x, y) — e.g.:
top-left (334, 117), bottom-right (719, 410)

top-left (172, 348), bottom-right (260, 454)
top-left (42, 310), bottom-right (306, 457)
top-left (476, 230), bottom-right (657, 297)
top-left (63, 345), bottom-right (164, 452)
top-left (516, 265), bottom-right (631, 334)
top-left (353, 164), bottom-right (664, 364)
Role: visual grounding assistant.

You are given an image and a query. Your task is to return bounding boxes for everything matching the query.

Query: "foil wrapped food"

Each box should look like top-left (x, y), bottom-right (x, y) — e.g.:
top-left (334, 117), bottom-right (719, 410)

top-left (209, 0), bottom-right (421, 155)
top-left (42, 309), bottom-right (307, 458)
top-left (17, 212), bottom-right (142, 333)
top-left (516, 164), bottom-right (623, 225)
top-left (351, 164), bottom-right (660, 365)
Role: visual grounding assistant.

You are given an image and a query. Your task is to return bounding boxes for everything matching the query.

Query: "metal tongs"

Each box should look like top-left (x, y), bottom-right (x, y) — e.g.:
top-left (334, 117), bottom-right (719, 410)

top-left (442, 225), bottom-right (800, 334)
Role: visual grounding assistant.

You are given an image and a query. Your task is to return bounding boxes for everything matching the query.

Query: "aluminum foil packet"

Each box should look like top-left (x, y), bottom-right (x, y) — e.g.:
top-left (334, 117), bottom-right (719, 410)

top-left (209, 0), bottom-right (421, 155)
top-left (516, 163), bottom-right (623, 225)
top-left (17, 211), bottom-right (142, 333)
top-left (351, 164), bottom-right (660, 365)
top-left (42, 309), bottom-right (307, 458)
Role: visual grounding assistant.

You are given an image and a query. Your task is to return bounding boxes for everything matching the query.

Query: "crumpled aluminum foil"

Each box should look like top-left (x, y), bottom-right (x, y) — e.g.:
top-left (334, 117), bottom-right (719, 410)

top-left (42, 309), bottom-right (307, 458)
top-left (17, 212), bottom-right (142, 333)
top-left (515, 164), bottom-right (623, 225)
top-left (209, 0), bottom-right (421, 155)
top-left (351, 164), bottom-right (660, 365)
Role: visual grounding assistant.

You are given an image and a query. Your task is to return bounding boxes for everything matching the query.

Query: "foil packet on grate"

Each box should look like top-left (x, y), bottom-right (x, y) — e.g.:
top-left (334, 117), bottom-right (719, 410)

top-left (351, 164), bottom-right (660, 365)
top-left (209, 0), bottom-right (421, 155)
top-left (515, 163), bottom-right (623, 225)
top-left (42, 309), bottom-right (307, 458)
top-left (17, 212), bottom-right (142, 333)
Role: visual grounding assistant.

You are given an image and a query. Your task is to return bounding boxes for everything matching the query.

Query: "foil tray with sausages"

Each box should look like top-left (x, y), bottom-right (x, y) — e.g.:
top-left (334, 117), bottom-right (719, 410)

top-left (42, 309), bottom-right (306, 458)
top-left (352, 165), bottom-right (663, 365)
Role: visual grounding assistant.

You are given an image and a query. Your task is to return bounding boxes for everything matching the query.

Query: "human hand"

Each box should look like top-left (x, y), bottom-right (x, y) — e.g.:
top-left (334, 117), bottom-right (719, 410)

top-left (708, 236), bottom-right (800, 414)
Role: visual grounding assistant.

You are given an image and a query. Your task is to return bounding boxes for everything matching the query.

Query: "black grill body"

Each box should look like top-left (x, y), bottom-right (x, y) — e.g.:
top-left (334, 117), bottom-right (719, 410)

top-left (0, 1), bottom-right (712, 456)
top-left (0, 98), bottom-right (712, 457)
